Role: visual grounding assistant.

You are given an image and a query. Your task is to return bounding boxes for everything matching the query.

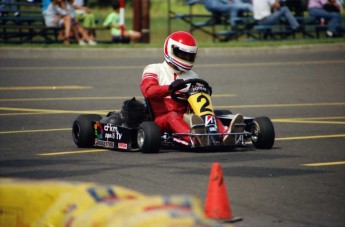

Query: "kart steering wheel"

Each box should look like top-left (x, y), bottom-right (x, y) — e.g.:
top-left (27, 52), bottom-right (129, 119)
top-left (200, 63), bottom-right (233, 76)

top-left (170, 78), bottom-right (210, 103)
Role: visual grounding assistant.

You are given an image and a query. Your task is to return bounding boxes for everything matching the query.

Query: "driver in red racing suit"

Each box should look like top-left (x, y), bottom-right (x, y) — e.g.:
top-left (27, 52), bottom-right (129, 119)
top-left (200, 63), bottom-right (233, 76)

top-left (140, 31), bottom-right (243, 146)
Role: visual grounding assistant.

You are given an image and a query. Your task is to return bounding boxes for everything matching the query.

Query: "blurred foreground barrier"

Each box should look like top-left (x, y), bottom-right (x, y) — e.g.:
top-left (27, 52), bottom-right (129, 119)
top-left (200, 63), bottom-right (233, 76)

top-left (0, 178), bottom-right (226, 227)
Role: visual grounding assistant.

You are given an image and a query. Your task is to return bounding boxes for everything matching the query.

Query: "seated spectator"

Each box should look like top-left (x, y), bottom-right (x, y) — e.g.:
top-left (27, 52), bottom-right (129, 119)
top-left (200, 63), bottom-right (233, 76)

top-left (43, 0), bottom-right (96, 46)
top-left (204, 0), bottom-right (253, 29)
top-left (0, 0), bottom-right (19, 17)
top-left (42, 0), bottom-right (51, 12)
top-left (103, 0), bottom-right (141, 43)
top-left (72, 0), bottom-right (97, 41)
top-left (308, 0), bottom-right (343, 37)
top-left (280, 0), bottom-right (305, 17)
top-left (323, 0), bottom-right (342, 12)
top-left (252, 0), bottom-right (301, 31)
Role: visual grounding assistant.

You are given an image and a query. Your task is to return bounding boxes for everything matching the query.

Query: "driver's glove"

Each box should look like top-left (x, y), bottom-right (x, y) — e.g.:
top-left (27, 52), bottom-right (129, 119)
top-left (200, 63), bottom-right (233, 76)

top-left (169, 79), bottom-right (187, 92)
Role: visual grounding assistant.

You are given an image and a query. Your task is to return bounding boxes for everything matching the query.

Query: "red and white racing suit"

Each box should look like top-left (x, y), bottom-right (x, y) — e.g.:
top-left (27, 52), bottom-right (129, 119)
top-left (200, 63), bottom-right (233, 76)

top-left (140, 61), bottom-right (225, 142)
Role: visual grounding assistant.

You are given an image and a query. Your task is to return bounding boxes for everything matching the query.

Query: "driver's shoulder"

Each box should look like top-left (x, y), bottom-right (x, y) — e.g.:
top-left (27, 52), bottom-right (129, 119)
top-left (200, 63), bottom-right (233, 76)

top-left (143, 63), bottom-right (164, 73)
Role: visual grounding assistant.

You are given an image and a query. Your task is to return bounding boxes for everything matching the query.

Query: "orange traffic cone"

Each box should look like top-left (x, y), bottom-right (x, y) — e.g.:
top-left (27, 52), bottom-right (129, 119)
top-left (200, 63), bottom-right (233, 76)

top-left (204, 162), bottom-right (242, 223)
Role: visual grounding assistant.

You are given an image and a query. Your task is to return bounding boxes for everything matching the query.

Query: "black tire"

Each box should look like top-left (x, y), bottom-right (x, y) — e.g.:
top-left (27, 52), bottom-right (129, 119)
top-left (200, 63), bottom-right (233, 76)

top-left (251, 116), bottom-right (275, 149)
top-left (72, 114), bottom-right (102, 148)
top-left (137, 121), bottom-right (161, 153)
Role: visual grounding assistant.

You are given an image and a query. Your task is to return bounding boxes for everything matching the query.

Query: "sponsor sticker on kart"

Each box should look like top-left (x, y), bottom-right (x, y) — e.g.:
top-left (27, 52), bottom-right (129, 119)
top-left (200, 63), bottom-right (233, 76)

top-left (95, 139), bottom-right (114, 148)
top-left (94, 122), bottom-right (123, 140)
top-left (205, 115), bottom-right (216, 126)
top-left (118, 143), bottom-right (128, 150)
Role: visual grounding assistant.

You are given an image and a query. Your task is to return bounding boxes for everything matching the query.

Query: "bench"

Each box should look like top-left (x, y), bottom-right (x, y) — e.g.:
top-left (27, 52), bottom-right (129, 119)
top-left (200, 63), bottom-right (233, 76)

top-left (298, 16), bottom-right (328, 38)
top-left (253, 24), bottom-right (297, 40)
top-left (253, 14), bottom-right (345, 40)
top-left (0, 2), bottom-right (111, 44)
top-left (0, 2), bottom-right (61, 44)
top-left (168, 1), bottom-right (344, 42)
top-left (168, 0), bottom-right (232, 42)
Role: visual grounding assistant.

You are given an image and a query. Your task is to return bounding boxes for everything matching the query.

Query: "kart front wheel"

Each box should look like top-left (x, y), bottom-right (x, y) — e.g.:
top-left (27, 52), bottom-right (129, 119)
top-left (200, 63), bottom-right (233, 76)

top-left (251, 117), bottom-right (275, 149)
top-left (137, 121), bottom-right (161, 154)
top-left (72, 114), bottom-right (102, 148)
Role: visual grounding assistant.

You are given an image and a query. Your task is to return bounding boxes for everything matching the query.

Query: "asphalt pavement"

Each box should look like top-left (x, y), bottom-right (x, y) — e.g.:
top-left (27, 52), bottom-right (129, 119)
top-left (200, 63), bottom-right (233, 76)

top-left (0, 44), bottom-right (345, 226)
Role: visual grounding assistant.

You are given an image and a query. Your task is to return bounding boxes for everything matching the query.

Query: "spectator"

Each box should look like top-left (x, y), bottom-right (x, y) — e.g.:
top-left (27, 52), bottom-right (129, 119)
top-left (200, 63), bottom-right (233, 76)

top-left (323, 0), bottom-right (342, 12)
top-left (43, 0), bottom-right (96, 46)
top-left (42, 0), bottom-right (50, 11)
top-left (281, 0), bottom-right (305, 17)
top-left (204, 0), bottom-right (253, 29)
top-left (252, 0), bottom-right (301, 31)
top-left (103, 0), bottom-right (141, 43)
top-left (140, 31), bottom-right (244, 146)
top-left (0, 0), bottom-right (19, 17)
top-left (72, 0), bottom-right (97, 41)
top-left (308, 0), bottom-right (343, 37)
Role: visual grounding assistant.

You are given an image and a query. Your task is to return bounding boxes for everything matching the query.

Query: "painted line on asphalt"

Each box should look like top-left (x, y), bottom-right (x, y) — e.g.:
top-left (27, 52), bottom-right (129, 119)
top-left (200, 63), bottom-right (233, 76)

top-left (0, 86), bottom-right (92, 90)
top-left (1, 103), bottom-right (344, 117)
top-left (3, 124), bottom-right (343, 141)
top-left (276, 134), bottom-right (345, 141)
top-left (0, 97), bottom-right (132, 102)
top-left (1, 125), bottom-right (344, 140)
top-left (198, 60), bottom-right (345, 68)
top-left (273, 116), bottom-right (345, 125)
top-left (1, 65), bottom-right (141, 71)
top-left (273, 120), bottom-right (345, 125)
top-left (2, 60), bottom-right (345, 71)
top-left (0, 94), bottom-right (236, 102)
top-left (0, 112), bottom-right (111, 116)
top-left (274, 116), bottom-right (345, 121)
top-left (0, 107), bottom-right (109, 115)
top-left (37, 149), bottom-right (109, 156)
top-left (216, 102), bottom-right (345, 109)
top-left (32, 134), bottom-right (345, 156)
top-left (0, 128), bottom-right (71, 134)
top-left (302, 161), bottom-right (345, 167)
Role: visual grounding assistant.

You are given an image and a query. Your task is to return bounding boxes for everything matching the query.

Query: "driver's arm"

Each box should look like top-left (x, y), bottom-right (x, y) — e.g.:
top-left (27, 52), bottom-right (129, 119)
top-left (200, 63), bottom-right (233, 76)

top-left (140, 75), bottom-right (169, 99)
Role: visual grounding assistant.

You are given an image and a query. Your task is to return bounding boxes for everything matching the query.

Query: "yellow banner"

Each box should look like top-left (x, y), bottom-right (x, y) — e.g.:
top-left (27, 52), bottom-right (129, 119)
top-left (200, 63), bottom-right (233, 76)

top-left (0, 178), bottom-right (222, 227)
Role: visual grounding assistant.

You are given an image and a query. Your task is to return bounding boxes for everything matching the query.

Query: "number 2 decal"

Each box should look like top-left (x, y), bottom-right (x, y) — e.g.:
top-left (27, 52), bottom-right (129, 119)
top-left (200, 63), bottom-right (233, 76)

top-left (197, 94), bottom-right (212, 114)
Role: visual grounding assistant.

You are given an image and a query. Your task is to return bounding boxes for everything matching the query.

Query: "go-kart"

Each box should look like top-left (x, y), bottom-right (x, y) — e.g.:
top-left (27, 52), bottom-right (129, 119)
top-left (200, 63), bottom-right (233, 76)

top-left (72, 79), bottom-right (275, 153)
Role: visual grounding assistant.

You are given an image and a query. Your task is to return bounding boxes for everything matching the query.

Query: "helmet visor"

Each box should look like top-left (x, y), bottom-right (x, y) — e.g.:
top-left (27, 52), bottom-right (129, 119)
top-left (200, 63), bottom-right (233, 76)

top-left (172, 45), bottom-right (196, 63)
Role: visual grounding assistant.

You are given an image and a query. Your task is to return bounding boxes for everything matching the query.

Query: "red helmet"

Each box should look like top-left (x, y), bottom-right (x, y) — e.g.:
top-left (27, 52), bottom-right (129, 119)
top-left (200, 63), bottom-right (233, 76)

top-left (164, 31), bottom-right (198, 71)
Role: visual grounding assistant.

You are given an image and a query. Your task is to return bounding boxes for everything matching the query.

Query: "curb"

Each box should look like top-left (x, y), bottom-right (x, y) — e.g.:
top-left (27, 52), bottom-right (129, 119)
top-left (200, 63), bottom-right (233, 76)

top-left (1, 43), bottom-right (344, 59)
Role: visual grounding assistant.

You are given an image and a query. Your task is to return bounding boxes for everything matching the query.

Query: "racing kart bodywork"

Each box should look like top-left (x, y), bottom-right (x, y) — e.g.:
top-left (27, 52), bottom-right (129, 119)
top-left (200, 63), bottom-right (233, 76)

top-left (72, 79), bottom-right (275, 153)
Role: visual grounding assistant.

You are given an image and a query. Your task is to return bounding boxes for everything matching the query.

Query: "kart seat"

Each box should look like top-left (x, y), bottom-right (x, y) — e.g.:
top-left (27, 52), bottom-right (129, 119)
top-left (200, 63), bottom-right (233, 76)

top-left (144, 98), bottom-right (155, 121)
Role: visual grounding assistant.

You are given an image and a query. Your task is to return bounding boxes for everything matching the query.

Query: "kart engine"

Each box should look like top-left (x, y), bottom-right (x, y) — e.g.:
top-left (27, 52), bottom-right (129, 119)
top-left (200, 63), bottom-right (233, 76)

top-left (120, 97), bottom-right (146, 127)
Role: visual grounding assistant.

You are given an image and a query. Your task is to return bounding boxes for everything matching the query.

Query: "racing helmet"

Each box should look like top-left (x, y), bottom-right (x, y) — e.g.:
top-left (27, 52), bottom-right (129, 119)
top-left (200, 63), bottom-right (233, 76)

top-left (164, 31), bottom-right (198, 72)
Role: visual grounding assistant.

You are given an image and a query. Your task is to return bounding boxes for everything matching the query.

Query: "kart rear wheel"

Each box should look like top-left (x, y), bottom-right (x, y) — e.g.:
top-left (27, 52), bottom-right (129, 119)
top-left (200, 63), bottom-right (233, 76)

top-left (137, 121), bottom-right (161, 154)
top-left (72, 114), bottom-right (102, 148)
top-left (251, 117), bottom-right (275, 149)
